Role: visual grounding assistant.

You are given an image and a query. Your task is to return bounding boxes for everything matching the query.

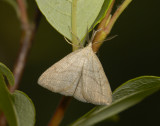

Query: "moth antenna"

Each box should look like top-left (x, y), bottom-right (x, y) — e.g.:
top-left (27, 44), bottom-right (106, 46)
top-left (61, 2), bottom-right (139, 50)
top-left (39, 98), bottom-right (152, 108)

top-left (64, 37), bottom-right (80, 47)
top-left (93, 35), bottom-right (118, 45)
top-left (68, 26), bottom-right (81, 42)
top-left (104, 35), bottom-right (118, 41)
top-left (90, 28), bottom-right (102, 43)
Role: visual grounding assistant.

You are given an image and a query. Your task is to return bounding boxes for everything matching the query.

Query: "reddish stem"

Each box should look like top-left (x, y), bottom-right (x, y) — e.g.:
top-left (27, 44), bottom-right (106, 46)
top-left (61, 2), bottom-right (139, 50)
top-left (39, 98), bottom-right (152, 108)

top-left (92, 0), bottom-right (115, 52)
top-left (93, 0), bottom-right (132, 52)
top-left (16, 0), bottom-right (28, 28)
top-left (9, 8), bottom-right (42, 92)
top-left (0, 113), bottom-right (7, 126)
top-left (48, 96), bottom-right (72, 126)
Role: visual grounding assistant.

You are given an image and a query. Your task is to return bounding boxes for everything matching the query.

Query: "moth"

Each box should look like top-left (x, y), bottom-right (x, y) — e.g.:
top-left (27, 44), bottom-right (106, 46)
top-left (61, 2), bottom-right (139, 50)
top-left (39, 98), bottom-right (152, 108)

top-left (38, 42), bottom-right (112, 105)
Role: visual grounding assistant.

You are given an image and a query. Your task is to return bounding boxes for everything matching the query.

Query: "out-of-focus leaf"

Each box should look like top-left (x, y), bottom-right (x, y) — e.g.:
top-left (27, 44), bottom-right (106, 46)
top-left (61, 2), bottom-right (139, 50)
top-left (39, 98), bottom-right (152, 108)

top-left (36, 0), bottom-right (104, 41)
top-left (71, 76), bottom-right (160, 126)
top-left (12, 91), bottom-right (36, 126)
top-left (0, 62), bottom-right (14, 86)
top-left (2, 0), bottom-right (20, 18)
top-left (0, 74), bottom-right (18, 126)
top-left (0, 62), bottom-right (35, 126)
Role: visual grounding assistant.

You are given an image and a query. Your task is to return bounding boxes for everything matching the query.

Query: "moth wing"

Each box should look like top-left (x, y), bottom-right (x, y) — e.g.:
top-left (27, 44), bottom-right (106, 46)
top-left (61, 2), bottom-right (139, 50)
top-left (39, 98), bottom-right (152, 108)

top-left (73, 49), bottom-right (112, 105)
top-left (38, 49), bottom-right (85, 96)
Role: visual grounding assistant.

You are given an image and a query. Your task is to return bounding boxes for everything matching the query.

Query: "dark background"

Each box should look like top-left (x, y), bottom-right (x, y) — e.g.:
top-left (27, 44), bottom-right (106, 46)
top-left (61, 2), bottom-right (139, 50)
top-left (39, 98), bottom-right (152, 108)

top-left (0, 0), bottom-right (160, 126)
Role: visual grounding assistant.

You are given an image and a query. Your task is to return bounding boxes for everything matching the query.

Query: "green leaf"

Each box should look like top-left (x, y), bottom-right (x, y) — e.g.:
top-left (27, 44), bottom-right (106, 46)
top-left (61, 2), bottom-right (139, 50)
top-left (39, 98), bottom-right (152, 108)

top-left (71, 76), bottom-right (160, 126)
top-left (36, 0), bottom-right (104, 41)
top-left (0, 62), bottom-right (14, 86)
top-left (12, 91), bottom-right (36, 126)
top-left (1, 0), bottom-right (20, 19)
top-left (0, 62), bottom-right (35, 126)
top-left (0, 74), bottom-right (18, 126)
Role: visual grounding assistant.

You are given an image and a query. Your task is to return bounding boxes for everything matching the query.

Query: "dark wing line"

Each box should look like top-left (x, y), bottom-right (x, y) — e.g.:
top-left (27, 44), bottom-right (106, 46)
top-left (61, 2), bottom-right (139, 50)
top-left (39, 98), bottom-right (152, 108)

top-left (80, 52), bottom-right (106, 104)
top-left (58, 73), bottom-right (81, 93)
top-left (92, 54), bottom-right (104, 95)
top-left (52, 53), bottom-right (85, 93)
top-left (81, 61), bottom-right (89, 102)
top-left (72, 61), bottom-right (84, 96)
top-left (79, 49), bottom-right (95, 102)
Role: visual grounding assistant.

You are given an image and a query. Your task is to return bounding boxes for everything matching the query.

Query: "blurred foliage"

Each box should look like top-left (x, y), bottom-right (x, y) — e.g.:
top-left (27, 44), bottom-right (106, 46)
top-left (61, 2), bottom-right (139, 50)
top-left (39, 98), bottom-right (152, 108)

top-left (0, 0), bottom-right (160, 126)
top-left (0, 63), bottom-right (35, 126)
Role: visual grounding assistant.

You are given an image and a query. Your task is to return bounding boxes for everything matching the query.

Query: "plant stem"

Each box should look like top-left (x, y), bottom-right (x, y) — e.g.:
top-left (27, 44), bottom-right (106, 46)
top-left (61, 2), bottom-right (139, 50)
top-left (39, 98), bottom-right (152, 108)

top-left (47, 1), bottom-right (114, 126)
top-left (104, 0), bottom-right (132, 34)
top-left (48, 0), bottom-right (79, 125)
top-left (0, 0), bottom-right (42, 125)
top-left (72, 0), bottom-right (79, 51)
top-left (47, 0), bottom-right (132, 126)
top-left (0, 113), bottom-right (7, 126)
top-left (97, 0), bottom-right (115, 30)
top-left (9, 8), bottom-right (42, 92)
top-left (92, 0), bottom-right (115, 52)
top-left (48, 96), bottom-right (72, 126)
top-left (92, 0), bottom-right (132, 52)
top-left (16, 0), bottom-right (29, 29)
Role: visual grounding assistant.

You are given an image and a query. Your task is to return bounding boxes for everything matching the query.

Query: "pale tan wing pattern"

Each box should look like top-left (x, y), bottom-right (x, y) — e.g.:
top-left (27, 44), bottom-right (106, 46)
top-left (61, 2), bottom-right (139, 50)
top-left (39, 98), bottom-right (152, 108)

top-left (73, 46), bottom-right (112, 105)
top-left (38, 49), bottom-right (85, 96)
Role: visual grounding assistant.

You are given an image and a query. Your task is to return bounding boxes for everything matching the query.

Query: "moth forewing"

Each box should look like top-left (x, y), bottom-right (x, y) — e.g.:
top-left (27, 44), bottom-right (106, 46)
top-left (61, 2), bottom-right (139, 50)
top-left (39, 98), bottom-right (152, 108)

top-left (38, 43), bottom-right (112, 105)
top-left (79, 45), bottom-right (112, 105)
top-left (38, 49), bottom-right (84, 96)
